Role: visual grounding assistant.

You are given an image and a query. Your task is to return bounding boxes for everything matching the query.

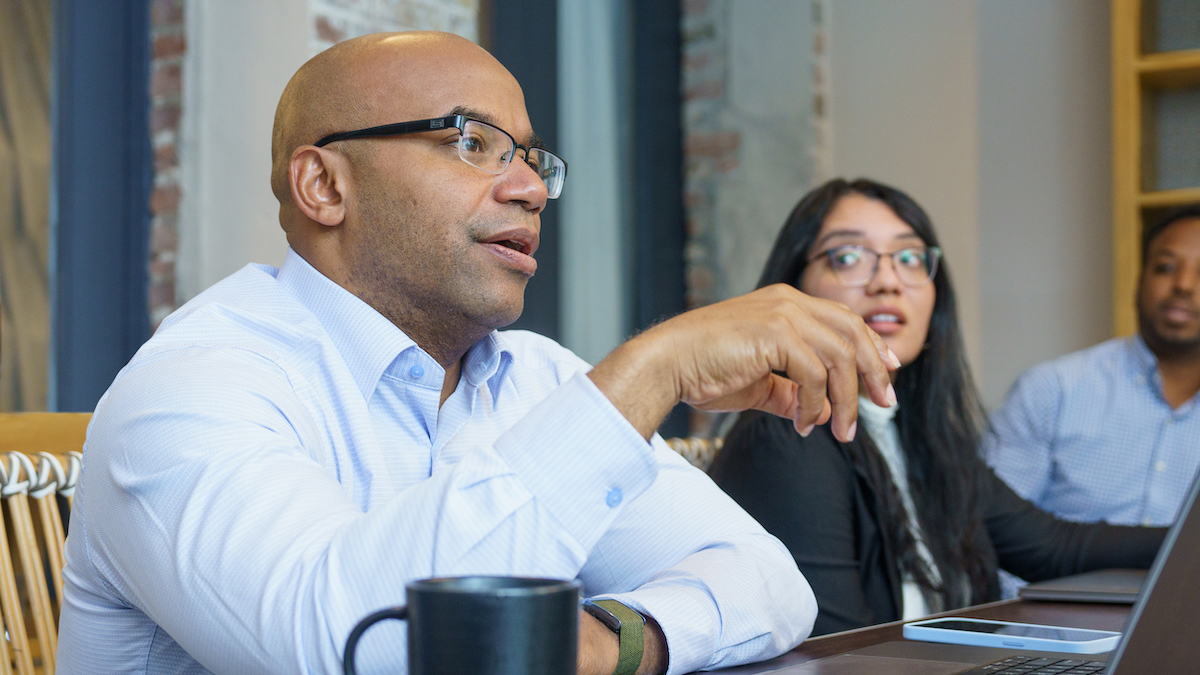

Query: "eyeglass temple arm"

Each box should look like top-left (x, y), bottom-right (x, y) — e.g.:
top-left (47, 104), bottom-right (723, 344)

top-left (313, 115), bottom-right (465, 148)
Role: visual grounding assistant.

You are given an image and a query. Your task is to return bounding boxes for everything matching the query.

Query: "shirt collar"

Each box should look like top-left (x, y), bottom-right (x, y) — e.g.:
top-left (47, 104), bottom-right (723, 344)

top-left (463, 332), bottom-right (516, 402)
top-left (1131, 333), bottom-right (1200, 411)
top-left (275, 247), bottom-right (515, 402)
top-left (1130, 332), bottom-right (1174, 404)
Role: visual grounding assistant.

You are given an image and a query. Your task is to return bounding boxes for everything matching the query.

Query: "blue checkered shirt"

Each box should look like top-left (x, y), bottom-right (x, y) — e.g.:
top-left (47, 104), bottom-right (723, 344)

top-left (986, 336), bottom-right (1200, 527)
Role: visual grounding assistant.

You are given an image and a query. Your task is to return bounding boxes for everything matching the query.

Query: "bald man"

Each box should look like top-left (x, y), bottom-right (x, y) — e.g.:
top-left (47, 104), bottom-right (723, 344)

top-left (58, 33), bottom-right (898, 675)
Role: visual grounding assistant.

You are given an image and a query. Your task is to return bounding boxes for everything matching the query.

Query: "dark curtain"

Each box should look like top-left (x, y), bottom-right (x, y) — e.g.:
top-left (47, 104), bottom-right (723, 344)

top-left (0, 0), bottom-right (53, 411)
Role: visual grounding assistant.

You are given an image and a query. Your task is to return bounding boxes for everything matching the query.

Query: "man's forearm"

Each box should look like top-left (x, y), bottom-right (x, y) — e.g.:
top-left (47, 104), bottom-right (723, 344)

top-left (587, 285), bottom-right (899, 444)
top-left (588, 336), bottom-right (679, 439)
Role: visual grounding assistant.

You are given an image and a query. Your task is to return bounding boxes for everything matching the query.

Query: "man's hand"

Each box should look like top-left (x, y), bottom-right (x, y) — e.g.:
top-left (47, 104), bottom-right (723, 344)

top-left (578, 609), bottom-right (668, 675)
top-left (589, 284), bottom-right (899, 442)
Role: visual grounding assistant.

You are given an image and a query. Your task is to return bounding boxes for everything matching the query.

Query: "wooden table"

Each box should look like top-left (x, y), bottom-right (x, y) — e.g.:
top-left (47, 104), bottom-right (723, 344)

top-left (714, 598), bottom-right (1132, 673)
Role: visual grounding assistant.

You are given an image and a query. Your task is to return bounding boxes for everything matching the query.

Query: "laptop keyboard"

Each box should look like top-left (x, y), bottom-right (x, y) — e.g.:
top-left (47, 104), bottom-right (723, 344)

top-left (963, 655), bottom-right (1107, 675)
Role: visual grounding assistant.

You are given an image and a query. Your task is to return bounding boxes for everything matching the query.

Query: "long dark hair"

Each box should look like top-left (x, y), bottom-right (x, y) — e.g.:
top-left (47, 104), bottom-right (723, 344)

top-left (757, 177), bottom-right (991, 608)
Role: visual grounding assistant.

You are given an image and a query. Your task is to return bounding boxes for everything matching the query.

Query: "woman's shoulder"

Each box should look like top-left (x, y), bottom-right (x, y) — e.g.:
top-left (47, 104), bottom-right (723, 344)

top-left (709, 412), bottom-right (868, 562)
top-left (710, 411), bottom-right (852, 483)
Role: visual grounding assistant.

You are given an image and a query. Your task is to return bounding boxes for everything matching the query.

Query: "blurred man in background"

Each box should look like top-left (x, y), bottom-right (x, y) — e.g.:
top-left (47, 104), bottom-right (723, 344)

top-left (988, 205), bottom-right (1200, 528)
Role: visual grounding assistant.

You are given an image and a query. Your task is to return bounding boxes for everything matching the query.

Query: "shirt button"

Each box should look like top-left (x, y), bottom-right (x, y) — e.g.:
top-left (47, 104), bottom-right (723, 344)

top-left (409, 365), bottom-right (424, 379)
top-left (606, 487), bottom-right (623, 508)
top-left (1156, 460), bottom-right (1168, 472)
top-left (1143, 517), bottom-right (1153, 526)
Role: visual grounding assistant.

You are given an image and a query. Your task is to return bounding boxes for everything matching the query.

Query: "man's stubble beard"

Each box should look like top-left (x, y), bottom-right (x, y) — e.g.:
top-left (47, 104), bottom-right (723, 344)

top-left (346, 188), bottom-right (526, 357)
top-left (1139, 299), bottom-right (1200, 360)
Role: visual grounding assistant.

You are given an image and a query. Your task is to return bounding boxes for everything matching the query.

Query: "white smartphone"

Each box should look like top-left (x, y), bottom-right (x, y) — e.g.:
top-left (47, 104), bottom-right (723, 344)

top-left (902, 617), bottom-right (1121, 654)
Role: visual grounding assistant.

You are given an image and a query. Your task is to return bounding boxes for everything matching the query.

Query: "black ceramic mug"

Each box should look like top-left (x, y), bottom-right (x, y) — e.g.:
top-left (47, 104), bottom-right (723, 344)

top-left (342, 576), bottom-right (581, 675)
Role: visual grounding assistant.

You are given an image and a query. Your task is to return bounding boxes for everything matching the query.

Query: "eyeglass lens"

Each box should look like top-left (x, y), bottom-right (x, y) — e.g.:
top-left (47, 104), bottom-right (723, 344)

top-left (457, 120), bottom-right (566, 199)
top-left (826, 246), bottom-right (939, 286)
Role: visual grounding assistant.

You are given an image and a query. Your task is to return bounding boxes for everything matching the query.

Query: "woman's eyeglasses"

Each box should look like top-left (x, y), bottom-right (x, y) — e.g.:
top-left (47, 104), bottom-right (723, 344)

top-left (810, 245), bottom-right (942, 287)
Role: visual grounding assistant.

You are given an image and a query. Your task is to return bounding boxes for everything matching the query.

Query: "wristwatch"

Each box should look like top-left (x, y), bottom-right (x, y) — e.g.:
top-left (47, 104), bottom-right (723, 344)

top-left (582, 598), bottom-right (645, 675)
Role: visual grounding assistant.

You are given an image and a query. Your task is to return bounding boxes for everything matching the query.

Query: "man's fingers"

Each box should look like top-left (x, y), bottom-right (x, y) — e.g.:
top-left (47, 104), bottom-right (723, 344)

top-left (744, 374), bottom-right (800, 420)
top-left (773, 333), bottom-right (830, 435)
top-left (825, 353), bottom-right (860, 442)
top-left (773, 303), bottom-right (859, 442)
top-left (854, 327), bottom-right (897, 410)
top-left (698, 373), bottom-right (828, 438)
top-left (851, 320), bottom-right (898, 409)
top-left (796, 398), bottom-right (832, 436)
top-left (793, 290), bottom-right (897, 413)
top-left (638, 284), bottom-right (901, 441)
top-left (791, 327), bottom-right (856, 441)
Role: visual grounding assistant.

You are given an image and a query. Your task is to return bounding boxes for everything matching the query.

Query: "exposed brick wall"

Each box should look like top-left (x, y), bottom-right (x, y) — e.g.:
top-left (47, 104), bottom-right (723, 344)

top-left (680, 0), bottom-right (830, 435)
top-left (310, 0), bottom-right (478, 55)
top-left (811, 1), bottom-right (831, 184)
top-left (680, 0), bottom-right (733, 313)
top-left (681, 0), bottom-right (829, 311)
top-left (149, 0), bottom-right (186, 329)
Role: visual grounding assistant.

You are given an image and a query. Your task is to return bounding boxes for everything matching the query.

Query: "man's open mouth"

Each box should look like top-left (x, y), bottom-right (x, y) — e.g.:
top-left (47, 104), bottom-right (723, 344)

top-left (481, 228), bottom-right (539, 257)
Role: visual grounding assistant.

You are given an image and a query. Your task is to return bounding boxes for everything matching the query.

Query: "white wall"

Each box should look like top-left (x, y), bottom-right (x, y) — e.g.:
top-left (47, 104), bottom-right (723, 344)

top-left (828, 0), bottom-right (983, 385)
top-left (179, 0), bottom-right (310, 302)
top-left (828, 0), bottom-right (1113, 408)
top-left (977, 0), bottom-right (1112, 408)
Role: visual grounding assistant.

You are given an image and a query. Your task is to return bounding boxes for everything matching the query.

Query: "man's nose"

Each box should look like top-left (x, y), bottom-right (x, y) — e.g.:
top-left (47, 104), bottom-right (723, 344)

top-left (495, 156), bottom-right (548, 213)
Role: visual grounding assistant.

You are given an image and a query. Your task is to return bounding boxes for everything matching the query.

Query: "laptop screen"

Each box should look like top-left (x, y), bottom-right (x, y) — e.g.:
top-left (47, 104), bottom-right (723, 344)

top-left (1108, 469), bottom-right (1200, 673)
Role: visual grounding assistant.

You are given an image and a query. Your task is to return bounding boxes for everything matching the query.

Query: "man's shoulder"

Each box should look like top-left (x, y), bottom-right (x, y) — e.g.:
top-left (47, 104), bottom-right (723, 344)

top-left (90, 264), bottom-right (346, 463)
top-left (149, 263), bottom-right (319, 358)
top-left (1017, 337), bottom-right (1134, 393)
top-left (111, 263), bottom-right (332, 401)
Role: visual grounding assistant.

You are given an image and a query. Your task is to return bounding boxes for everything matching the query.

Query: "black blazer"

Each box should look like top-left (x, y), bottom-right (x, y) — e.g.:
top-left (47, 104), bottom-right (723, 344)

top-left (708, 411), bottom-right (1166, 636)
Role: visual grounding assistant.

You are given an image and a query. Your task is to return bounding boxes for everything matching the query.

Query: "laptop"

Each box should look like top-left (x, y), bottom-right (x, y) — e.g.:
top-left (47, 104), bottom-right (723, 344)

top-left (1018, 568), bottom-right (1146, 604)
top-left (749, 469), bottom-right (1200, 675)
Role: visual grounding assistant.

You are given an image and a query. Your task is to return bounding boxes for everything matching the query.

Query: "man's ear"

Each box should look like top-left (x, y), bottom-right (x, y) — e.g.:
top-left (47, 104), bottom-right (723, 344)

top-left (289, 146), bottom-right (348, 227)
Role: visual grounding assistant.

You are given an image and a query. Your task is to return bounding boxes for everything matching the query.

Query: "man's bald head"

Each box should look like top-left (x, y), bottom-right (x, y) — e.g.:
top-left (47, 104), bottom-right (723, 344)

top-left (269, 32), bottom-right (518, 206)
top-left (265, 30), bottom-right (544, 363)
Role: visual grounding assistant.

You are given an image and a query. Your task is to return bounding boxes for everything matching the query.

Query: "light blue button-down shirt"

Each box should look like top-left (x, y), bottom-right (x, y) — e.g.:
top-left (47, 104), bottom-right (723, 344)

top-left (57, 249), bottom-right (814, 675)
top-left (986, 336), bottom-right (1200, 527)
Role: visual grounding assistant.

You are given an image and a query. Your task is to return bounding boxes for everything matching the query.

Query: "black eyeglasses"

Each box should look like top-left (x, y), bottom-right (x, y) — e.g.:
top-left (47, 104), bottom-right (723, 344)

top-left (314, 115), bottom-right (568, 199)
top-left (810, 245), bottom-right (942, 287)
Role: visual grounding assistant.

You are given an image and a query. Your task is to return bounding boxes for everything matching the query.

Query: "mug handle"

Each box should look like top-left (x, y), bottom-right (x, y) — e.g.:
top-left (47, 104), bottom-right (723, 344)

top-left (343, 606), bottom-right (408, 675)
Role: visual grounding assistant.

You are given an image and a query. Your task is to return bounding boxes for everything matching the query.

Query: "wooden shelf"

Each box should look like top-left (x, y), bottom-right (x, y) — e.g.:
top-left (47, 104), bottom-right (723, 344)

top-left (1113, 0), bottom-right (1140, 337)
top-left (1138, 187), bottom-right (1200, 208)
top-left (1138, 49), bottom-right (1200, 89)
top-left (1112, 2), bottom-right (1200, 336)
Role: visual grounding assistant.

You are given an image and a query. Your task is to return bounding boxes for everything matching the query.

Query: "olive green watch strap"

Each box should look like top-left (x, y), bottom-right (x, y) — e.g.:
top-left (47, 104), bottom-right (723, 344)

top-left (593, 599), bottom-right (645, 675)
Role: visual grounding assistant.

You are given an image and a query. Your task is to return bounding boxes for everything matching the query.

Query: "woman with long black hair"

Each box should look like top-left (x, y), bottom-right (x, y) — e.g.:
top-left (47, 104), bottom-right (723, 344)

top-left (709, 177), bottom-right (1165, 636)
